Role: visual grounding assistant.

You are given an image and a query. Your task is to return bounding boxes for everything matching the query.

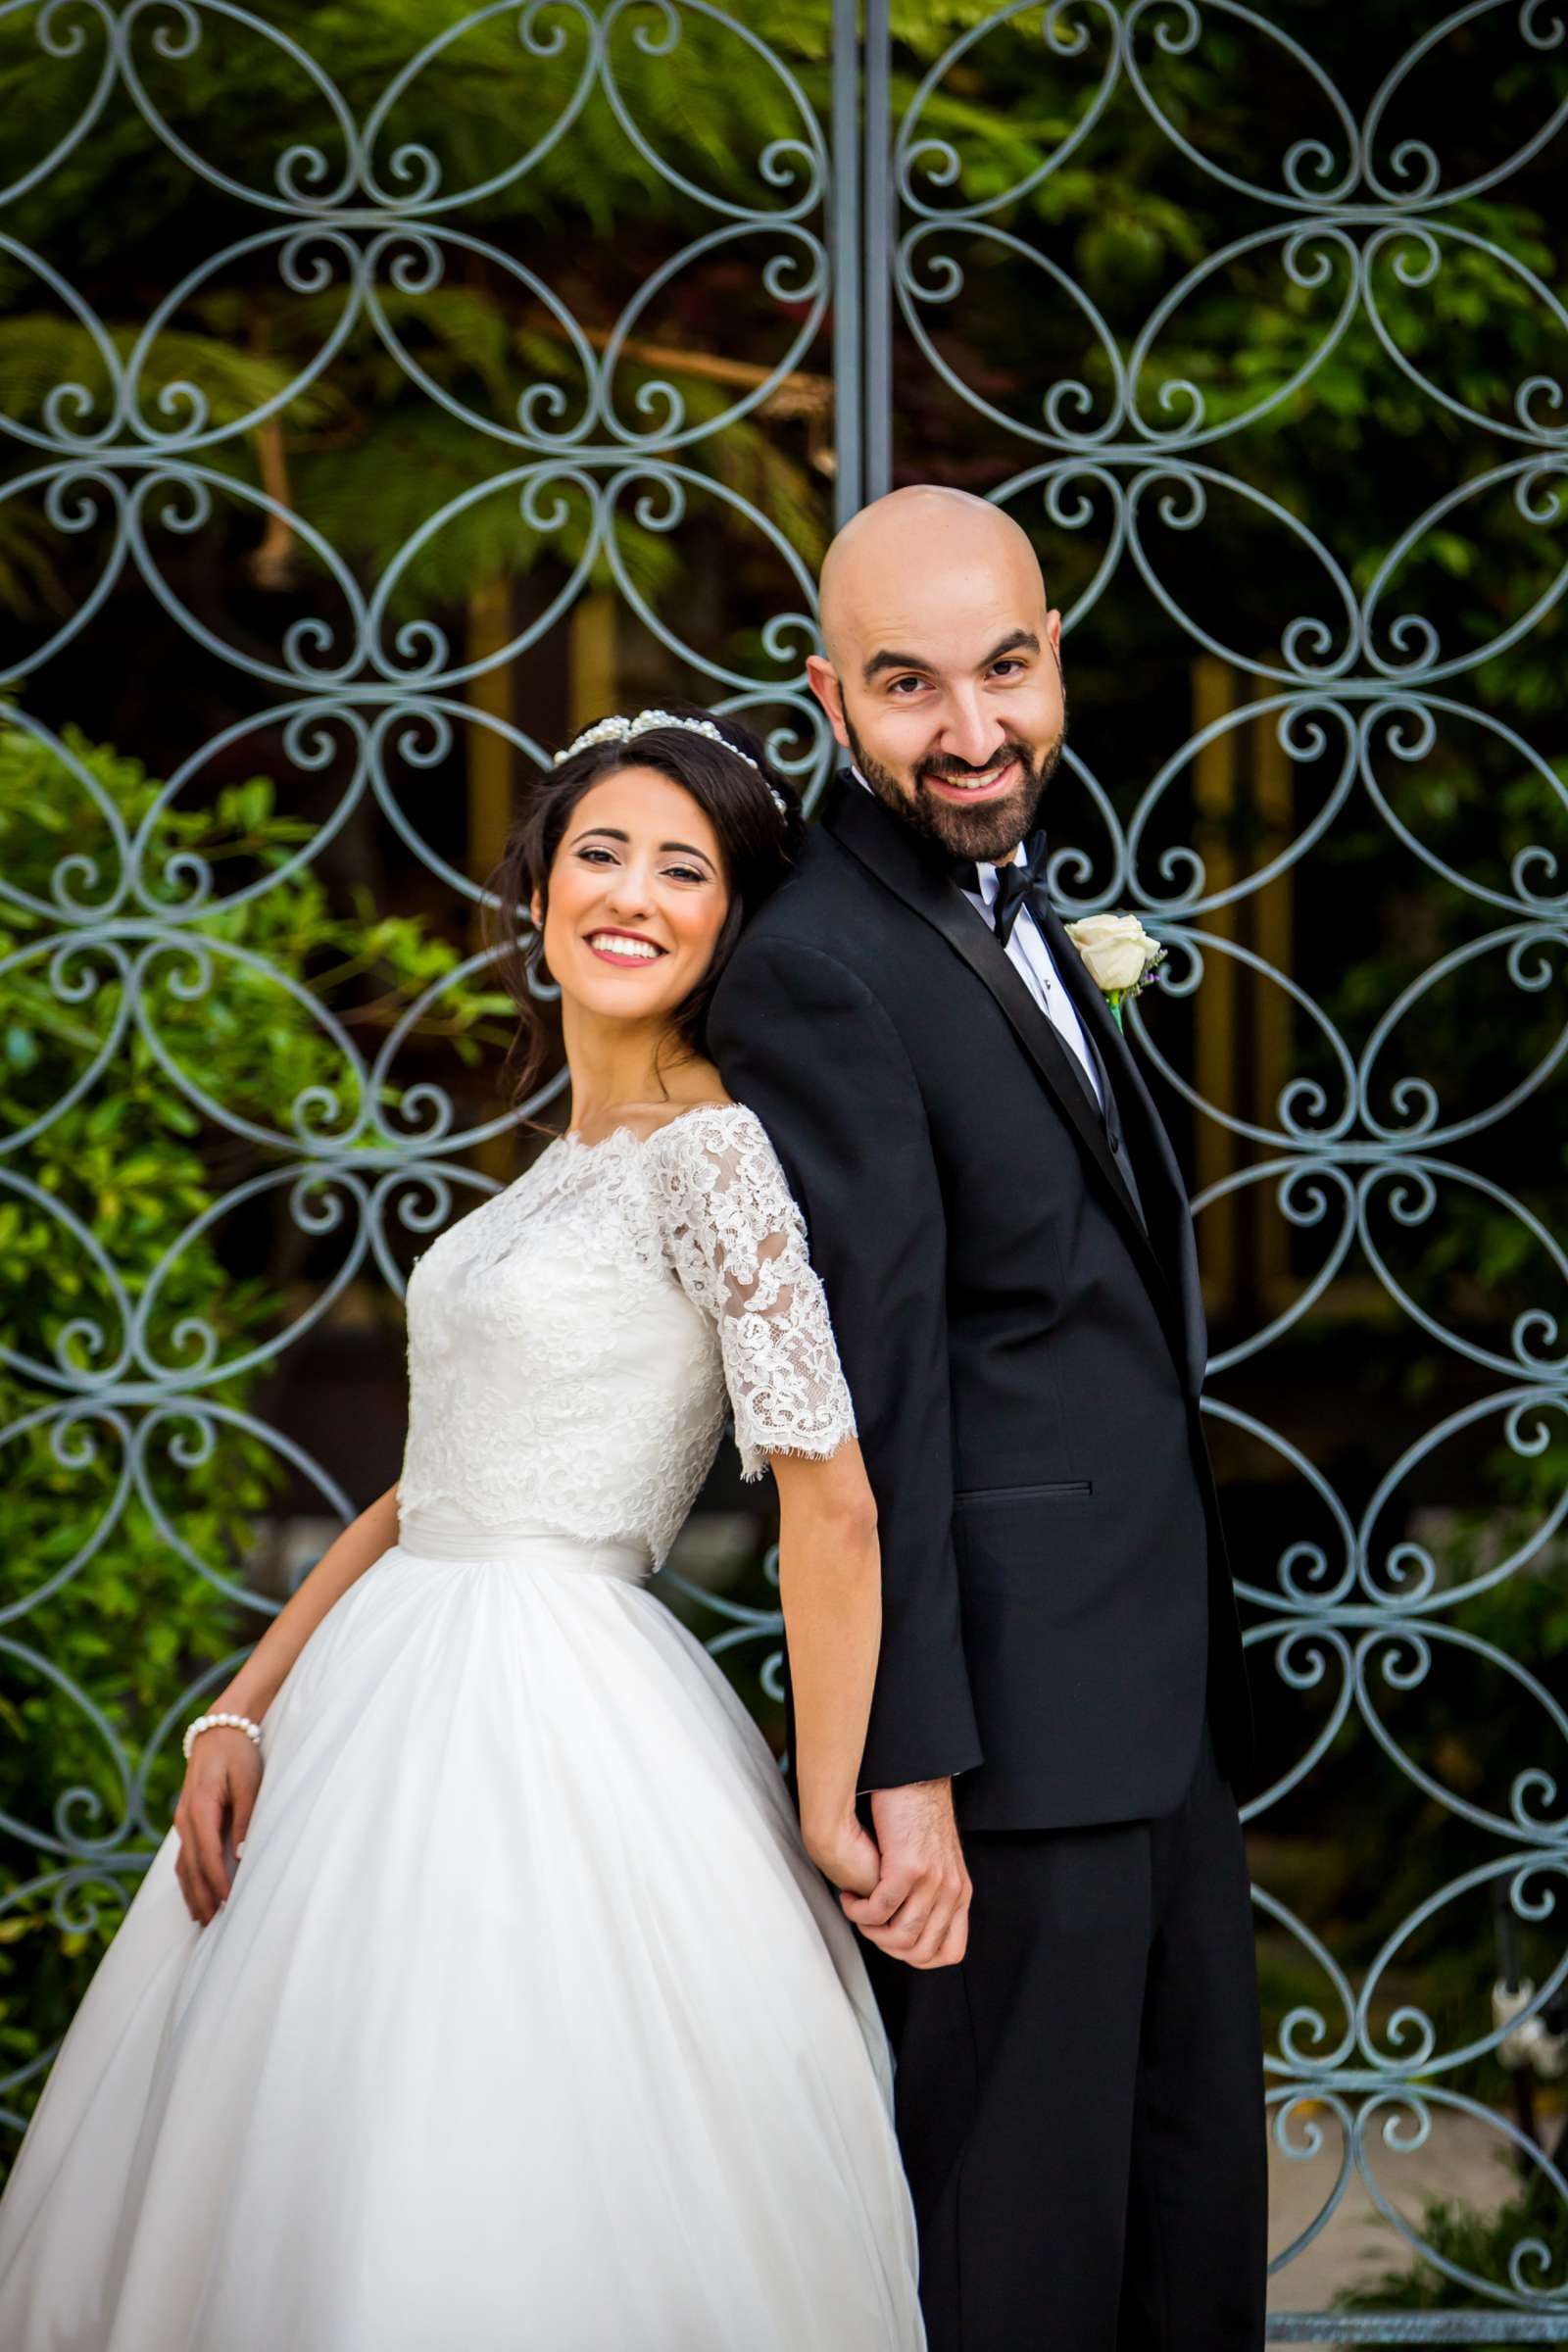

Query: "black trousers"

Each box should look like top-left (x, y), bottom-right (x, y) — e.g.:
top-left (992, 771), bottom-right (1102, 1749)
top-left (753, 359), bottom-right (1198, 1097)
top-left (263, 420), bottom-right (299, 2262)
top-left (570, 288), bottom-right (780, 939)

top-left (865, 1718), bottom-right (1268, 2351)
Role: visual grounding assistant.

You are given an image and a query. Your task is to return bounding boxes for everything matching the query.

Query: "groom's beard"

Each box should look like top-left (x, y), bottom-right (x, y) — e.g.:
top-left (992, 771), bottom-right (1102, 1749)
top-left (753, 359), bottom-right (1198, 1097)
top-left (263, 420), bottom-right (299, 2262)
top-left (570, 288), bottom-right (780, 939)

top-left (842, 706), bottom-right (1065, 865)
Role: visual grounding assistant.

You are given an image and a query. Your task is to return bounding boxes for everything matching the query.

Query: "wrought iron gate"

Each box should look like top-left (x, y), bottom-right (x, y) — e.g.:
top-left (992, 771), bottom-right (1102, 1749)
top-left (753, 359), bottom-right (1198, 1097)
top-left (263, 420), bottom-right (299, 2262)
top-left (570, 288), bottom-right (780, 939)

top-left (2, 2), bottom-right (1565, 2335)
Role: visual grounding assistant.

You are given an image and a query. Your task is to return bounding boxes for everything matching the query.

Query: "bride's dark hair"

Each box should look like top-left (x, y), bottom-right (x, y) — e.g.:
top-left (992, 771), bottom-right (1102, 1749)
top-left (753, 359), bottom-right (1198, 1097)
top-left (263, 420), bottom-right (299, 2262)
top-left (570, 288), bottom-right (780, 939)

top-left (482, 705), bottom-right (807, 1112)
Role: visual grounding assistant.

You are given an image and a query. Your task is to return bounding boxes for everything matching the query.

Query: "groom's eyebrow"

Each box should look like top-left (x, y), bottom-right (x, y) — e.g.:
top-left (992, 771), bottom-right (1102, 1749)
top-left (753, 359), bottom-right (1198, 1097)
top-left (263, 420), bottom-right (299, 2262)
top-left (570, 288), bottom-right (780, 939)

top-left (862, 648), bottom-right (930, 683)
top-left (861, 627), bottom-right (1040, 684)
top-left (983, 628), bottom-right (1041, 665)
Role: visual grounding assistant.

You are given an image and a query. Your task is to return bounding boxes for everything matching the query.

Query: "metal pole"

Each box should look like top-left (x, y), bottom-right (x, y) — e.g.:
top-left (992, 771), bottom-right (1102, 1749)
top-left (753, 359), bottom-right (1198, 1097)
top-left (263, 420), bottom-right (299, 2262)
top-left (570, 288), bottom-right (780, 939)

top-left (830, 0), bottom-right (863, 532)
top-left (861, 0), bottom-right (892, 505)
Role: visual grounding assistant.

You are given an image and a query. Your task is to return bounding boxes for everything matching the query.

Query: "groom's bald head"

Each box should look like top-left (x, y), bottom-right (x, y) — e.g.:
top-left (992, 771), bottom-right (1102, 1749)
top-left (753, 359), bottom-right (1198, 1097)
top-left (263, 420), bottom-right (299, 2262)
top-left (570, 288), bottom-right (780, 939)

top-left (808, 486), bottom-right (1065, 863)
top-left (818, 487), bottom-right (1044, 667)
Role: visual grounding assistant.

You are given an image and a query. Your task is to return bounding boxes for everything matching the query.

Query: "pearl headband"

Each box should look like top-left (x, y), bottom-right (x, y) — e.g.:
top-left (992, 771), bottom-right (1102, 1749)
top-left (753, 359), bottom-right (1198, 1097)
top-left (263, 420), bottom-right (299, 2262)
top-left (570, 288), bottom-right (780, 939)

top-left (554, 709), bottom-right (789, 817)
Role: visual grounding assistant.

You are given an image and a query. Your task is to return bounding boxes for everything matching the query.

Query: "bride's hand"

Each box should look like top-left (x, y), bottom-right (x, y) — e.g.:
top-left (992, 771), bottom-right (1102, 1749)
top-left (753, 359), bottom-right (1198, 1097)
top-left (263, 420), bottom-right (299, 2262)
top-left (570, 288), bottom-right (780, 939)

top-left (804, 1811), bottom-right (881, 1900)
top-left (173, 1729), bottom-right (263, 1927)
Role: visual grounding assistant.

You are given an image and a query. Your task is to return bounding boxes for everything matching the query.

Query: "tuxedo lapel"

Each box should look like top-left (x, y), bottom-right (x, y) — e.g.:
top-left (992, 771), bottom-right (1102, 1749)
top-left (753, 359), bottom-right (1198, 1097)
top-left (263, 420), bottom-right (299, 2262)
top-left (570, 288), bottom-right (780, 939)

top-left (1042, 900), bottom-right (1208, 1393)
top-left (822, 777), bottom-right (1191, 1367)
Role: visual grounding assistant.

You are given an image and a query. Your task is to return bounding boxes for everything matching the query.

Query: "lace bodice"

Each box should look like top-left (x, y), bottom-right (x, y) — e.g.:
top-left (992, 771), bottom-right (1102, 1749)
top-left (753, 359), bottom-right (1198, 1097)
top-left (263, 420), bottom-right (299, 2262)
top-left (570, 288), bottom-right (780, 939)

top-left (395, 1102), bottom-right (858, 1569)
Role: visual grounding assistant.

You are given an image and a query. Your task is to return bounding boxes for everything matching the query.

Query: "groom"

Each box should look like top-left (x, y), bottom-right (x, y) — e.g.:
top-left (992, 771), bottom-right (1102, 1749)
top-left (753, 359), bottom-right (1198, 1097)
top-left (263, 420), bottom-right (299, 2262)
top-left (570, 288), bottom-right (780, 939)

top-left (709, 487), bottom-right (1267, 2349)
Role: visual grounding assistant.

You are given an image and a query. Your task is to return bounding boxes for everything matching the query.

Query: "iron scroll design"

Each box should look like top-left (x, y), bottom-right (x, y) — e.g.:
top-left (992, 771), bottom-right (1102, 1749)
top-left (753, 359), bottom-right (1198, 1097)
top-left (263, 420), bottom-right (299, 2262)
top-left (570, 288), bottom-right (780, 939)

top-left (874, 0), bottom-right (1568, 2333)
top-left (0, 0), bottom-right (837, 2150)
top-left (3, 0), bottom-right (1567, 2334)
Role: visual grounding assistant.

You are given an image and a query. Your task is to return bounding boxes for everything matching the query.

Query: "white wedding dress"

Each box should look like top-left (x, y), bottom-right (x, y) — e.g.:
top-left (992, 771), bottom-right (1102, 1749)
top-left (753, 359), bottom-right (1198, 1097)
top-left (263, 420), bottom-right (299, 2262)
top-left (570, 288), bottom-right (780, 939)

top-left (0, 1103), bottom-right (924, 2351)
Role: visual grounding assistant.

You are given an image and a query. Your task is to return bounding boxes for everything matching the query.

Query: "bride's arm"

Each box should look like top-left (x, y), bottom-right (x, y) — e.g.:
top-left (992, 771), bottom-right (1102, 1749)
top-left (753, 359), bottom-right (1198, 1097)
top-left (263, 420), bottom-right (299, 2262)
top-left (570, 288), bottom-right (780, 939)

top-left (211, 1480), bottom-right (402, 1727)
top-left (173, 1481), bottom-right (402, 1924)
top-left (657, 1112), bottom-right (885, 1900)
top-left (770, 1442), bottom-right (882, 1898)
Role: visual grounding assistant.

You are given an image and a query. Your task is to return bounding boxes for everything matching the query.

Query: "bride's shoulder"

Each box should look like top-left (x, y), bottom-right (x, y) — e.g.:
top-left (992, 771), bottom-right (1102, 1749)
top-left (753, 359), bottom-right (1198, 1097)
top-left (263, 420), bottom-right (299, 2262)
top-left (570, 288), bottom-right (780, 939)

top-left (643, 1101), bottom-right (790, 1195)
top-left (649, 1103), bottom-right (805, 1272)
top-left (645, 1097), bottom-right (765, 1156)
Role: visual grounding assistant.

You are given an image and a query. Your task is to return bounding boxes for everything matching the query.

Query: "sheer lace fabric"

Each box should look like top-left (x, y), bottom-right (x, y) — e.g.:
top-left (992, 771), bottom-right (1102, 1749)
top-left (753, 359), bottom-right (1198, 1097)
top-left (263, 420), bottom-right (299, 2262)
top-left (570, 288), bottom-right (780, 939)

top-left (396, 1102), bottom-right (857, 1564)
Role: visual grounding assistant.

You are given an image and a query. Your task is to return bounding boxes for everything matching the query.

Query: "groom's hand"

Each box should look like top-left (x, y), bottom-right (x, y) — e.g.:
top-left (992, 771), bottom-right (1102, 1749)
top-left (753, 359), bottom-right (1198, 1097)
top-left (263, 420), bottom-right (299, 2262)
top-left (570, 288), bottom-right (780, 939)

top-left (840, 1778), bottom-right (971, 1969)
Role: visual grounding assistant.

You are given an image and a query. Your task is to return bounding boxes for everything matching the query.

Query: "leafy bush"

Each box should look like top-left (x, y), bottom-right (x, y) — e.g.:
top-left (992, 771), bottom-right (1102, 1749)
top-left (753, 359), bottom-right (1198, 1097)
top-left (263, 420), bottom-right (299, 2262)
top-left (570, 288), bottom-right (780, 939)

top-left (0, 716), bottom-right (506, 2161)
top-left (1334, 2175), bottom-right (1568, 2343)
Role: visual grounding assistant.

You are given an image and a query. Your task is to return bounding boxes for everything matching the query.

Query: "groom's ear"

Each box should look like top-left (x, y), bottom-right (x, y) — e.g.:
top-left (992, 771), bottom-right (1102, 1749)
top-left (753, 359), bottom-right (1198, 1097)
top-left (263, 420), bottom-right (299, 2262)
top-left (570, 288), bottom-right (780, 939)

top-left (805, 653), bottom-right (851, 751)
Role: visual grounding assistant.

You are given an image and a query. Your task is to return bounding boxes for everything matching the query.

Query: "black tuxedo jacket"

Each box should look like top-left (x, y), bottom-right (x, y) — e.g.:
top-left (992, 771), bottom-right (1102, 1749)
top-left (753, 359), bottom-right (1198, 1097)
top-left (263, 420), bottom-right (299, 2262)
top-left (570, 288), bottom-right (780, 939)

top-left (708, 772), bottom-right (1252, 1833)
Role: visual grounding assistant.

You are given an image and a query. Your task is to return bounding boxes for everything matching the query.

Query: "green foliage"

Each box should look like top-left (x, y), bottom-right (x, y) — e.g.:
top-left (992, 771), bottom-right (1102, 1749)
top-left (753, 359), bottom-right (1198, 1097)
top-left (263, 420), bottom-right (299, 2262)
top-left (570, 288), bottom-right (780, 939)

top-left (1334, 2176), bottom-right (1568, 2337)
top-left (0, 0), bottom-right (836, 620)
top-left (2, 0), bottom-right (1565, 2253)
top-left (0, 715), bottom-right (504, 2150)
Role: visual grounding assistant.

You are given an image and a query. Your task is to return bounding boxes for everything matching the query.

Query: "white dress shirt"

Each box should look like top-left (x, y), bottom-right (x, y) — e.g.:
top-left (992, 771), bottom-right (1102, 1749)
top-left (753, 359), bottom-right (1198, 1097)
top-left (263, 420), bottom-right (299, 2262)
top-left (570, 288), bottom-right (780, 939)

top-left (850, 766), bottom-right (1104, 1110)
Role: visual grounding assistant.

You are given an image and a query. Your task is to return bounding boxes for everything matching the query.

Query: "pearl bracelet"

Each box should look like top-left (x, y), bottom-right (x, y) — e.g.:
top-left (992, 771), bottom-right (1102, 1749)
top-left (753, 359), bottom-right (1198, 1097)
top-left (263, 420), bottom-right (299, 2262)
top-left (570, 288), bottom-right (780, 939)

top-left (182, 1710), bottom-right (263, 1762)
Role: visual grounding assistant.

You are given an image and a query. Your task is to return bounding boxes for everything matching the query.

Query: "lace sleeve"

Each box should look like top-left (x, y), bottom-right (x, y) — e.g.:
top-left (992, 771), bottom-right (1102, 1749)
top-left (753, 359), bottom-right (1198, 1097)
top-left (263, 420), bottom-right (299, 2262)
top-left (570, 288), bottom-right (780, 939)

top-left (654, 1106), bottom-right (858, 1481)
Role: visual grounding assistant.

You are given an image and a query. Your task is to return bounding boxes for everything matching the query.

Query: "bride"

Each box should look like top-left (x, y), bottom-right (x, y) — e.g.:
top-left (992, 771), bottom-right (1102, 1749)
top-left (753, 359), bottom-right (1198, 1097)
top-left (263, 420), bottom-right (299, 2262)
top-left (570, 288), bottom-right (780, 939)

top-left (0, 709), bottom-right (928, 2351)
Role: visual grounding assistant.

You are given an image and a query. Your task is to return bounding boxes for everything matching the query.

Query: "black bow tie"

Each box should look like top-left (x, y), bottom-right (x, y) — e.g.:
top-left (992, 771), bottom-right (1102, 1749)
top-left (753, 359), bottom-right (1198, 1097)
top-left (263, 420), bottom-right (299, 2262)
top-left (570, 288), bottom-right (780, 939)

top-left (952, 828), bottom-right (1050, 949)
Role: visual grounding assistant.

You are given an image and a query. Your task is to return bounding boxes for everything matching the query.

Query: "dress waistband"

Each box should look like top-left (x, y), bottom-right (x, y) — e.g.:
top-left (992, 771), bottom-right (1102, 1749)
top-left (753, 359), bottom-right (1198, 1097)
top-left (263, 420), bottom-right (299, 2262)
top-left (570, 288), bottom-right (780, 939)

top-left (395, 1505), bottom-right (648, 1585)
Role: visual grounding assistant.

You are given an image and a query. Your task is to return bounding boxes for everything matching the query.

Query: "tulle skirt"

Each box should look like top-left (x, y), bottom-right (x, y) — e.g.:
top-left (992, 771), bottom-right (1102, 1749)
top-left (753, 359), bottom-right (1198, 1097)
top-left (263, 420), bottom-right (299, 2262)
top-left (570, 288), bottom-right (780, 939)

top-left (0, 1514), bottom-right (923, 2350)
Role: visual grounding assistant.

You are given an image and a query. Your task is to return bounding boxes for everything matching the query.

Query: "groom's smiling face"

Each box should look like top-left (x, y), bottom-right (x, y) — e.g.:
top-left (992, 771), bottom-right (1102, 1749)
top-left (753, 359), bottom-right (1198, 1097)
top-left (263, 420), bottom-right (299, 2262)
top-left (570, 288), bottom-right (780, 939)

top-left (807, 488), bottom-right (1066, 865)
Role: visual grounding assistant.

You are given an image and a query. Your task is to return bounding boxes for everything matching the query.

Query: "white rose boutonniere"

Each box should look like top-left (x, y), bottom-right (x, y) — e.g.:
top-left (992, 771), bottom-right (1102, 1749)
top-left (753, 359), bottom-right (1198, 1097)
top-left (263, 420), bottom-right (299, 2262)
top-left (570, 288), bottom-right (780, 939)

top-left (1063, 911), bottom-right (1166, 1032)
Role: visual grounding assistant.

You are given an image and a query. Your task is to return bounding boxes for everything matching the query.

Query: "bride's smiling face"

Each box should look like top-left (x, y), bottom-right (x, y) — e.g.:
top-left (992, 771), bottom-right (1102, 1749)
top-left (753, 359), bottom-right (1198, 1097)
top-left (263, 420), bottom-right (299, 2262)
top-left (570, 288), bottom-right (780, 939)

top-left (536, 766), bottom-right (730, 1024)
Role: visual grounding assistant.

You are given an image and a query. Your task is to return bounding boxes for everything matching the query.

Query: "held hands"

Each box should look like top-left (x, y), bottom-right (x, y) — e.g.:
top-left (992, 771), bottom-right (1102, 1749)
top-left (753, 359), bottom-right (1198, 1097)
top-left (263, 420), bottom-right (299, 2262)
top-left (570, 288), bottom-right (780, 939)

top-left (804, 1810), bottom-right (882, 1901)
top-left (173, 1729), bottom-right (263, 1927)
top-left (840, 1777), bottom-right (971, 1970)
